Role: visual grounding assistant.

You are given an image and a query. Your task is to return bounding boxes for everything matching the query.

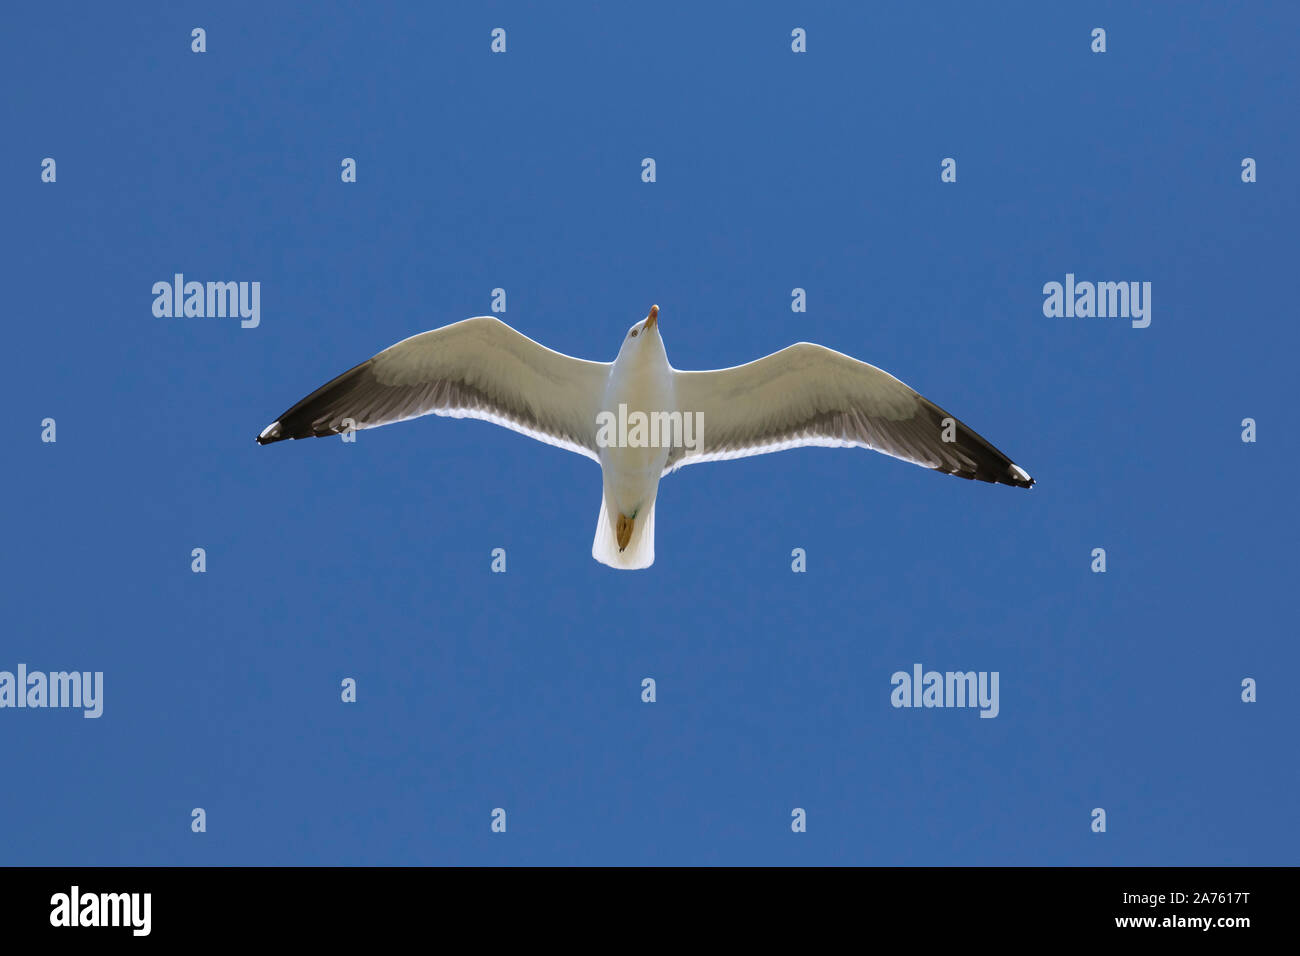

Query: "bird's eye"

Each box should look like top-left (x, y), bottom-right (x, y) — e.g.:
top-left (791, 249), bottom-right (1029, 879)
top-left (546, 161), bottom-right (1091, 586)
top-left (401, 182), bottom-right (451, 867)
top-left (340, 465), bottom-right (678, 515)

top-left (630, 330), bottom-right (638, 337)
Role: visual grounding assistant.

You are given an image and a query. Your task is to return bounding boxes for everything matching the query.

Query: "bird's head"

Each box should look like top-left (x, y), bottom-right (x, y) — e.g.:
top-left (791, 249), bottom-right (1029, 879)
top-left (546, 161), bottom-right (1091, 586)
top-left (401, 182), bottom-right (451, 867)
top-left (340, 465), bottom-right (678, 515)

top-left (614, 305), bottom-right (664, 365)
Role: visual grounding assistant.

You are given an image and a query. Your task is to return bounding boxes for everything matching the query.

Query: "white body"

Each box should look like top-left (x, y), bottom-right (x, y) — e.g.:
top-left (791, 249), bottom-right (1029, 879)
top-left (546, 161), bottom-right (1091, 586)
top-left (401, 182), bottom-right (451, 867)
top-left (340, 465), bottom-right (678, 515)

top-left (592, 316), bottom-right (675, 569)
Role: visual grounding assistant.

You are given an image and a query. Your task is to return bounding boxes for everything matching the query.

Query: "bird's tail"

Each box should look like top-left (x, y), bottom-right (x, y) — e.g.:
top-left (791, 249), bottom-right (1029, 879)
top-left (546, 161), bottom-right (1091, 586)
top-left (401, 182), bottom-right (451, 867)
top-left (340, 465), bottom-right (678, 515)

top-left (592, 493), bottom-right (656, 570)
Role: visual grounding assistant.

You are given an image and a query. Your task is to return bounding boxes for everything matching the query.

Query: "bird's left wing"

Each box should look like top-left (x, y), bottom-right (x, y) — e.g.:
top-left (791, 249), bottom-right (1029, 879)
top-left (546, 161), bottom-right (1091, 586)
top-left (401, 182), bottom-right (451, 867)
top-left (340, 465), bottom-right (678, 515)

top-left (257, 316), bottom-right (611, 461)
top-left (666, 342), bottom-right (1033, 487)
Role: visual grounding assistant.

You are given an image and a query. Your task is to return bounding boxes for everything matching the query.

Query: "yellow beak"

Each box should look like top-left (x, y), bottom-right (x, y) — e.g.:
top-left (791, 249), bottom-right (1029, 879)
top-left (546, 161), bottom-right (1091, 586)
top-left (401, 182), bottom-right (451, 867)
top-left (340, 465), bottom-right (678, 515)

top-left (645, 304), bottom-right (659, 331)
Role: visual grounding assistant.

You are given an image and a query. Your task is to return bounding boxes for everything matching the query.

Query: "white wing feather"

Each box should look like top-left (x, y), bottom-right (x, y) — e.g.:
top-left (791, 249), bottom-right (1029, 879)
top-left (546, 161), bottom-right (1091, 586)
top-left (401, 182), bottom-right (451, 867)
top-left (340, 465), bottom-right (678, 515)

top-left (667, 343), bottom-right (1033, 487)
top-left (257, 316), bottom-right (611, 460)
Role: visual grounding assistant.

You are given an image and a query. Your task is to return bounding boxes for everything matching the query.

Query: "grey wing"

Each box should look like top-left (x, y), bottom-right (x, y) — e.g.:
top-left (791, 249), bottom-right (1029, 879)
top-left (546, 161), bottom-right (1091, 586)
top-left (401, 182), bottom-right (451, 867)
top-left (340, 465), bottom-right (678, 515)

top-left (257, 316), bottom-right (611, 461)
top-left (667, 342), bottom-right (1033, 487)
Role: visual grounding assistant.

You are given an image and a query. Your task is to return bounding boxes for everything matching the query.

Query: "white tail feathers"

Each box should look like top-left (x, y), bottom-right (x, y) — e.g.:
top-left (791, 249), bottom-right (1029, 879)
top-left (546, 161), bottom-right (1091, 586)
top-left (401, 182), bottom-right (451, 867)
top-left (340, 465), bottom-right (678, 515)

top-left (592, 493), bottom-right (656, 570)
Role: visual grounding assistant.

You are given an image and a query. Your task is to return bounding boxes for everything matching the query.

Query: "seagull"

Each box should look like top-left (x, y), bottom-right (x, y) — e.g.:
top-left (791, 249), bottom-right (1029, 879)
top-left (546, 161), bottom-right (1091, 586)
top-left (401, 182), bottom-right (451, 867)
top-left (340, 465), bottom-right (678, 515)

top-left (257, 306), bottom-right (1033, 569)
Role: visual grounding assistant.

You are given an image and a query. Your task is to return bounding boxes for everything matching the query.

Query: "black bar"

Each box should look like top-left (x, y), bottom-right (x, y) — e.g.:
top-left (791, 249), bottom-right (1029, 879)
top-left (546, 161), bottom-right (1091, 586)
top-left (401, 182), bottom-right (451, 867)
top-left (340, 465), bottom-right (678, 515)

top-left (0, 866), bottom-right (1284, 941)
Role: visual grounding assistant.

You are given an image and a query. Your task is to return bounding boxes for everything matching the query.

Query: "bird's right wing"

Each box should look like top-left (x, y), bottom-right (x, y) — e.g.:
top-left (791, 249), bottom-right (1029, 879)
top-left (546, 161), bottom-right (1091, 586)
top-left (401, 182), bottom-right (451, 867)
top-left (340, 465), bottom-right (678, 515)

top-left (257, 316), bottom-right (611, 461)
top-left (667, 342), bottom-right (1033, 487)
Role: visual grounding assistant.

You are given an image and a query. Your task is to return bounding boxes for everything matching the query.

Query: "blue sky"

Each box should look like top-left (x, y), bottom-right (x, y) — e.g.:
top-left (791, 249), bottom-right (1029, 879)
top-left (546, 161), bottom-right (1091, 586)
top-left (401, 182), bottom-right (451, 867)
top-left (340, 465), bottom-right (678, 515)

top-left (3, 2), bottom-right (1296, 865)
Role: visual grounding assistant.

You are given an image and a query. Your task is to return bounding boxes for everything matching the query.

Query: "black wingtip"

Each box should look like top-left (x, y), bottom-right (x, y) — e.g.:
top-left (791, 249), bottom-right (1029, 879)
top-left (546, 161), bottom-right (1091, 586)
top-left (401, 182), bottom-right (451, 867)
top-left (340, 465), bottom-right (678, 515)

top-left (255, 422), bottom-right (284, 445)
top-left (1007, 465), bottom-right (1035, 489)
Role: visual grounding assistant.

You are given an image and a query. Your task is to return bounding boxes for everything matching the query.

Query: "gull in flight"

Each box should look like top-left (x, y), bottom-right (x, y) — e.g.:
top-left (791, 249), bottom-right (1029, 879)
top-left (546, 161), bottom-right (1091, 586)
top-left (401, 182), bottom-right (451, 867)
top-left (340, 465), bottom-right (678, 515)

top-left (257, 306), bottom-right (1033, 569)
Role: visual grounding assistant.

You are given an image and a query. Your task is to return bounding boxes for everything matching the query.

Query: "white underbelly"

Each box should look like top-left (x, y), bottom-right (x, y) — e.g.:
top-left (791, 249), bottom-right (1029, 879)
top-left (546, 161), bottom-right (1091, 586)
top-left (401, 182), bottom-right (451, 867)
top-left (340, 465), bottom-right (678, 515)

top-left (599, 369), bottom-right (675, 513)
